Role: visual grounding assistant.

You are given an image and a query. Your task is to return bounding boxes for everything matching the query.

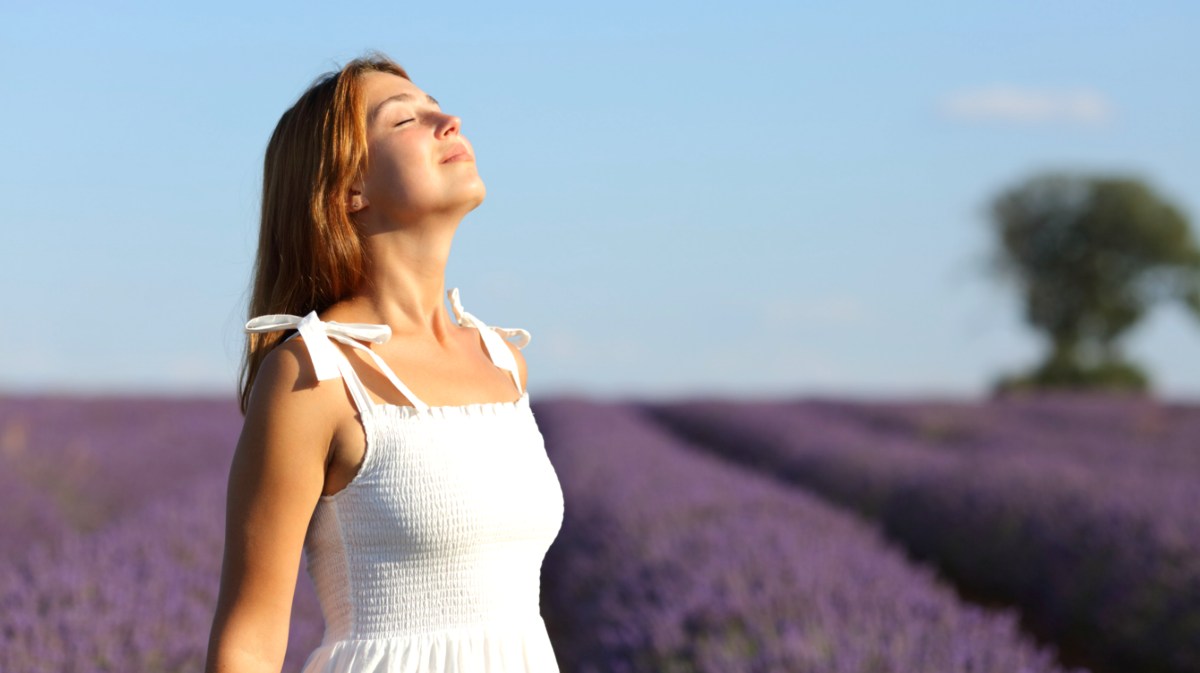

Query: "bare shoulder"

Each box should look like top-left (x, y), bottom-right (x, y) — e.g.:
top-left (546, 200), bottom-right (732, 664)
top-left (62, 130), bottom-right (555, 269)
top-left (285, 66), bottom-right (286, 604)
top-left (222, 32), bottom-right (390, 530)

top-left (251, 337), bottom-right (334, 421)
top-left (500, 335), bottom-right (529, 392)
top-left (239, 336), bottom-right (341, 486)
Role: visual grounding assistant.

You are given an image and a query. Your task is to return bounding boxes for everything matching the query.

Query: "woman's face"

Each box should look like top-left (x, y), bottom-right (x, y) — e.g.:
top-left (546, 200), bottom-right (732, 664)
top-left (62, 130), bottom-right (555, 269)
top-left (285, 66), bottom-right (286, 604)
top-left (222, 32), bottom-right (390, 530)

top-left (352, 71), bottom-right (485, 227)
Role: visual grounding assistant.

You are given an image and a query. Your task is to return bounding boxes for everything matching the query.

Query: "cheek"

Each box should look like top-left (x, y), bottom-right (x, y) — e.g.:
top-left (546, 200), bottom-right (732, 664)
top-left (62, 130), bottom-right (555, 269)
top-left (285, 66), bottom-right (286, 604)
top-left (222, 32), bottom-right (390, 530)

top-left (363, 148), bottom-right (448, 211)
top-left (366, 151), bottom-right (423, 195)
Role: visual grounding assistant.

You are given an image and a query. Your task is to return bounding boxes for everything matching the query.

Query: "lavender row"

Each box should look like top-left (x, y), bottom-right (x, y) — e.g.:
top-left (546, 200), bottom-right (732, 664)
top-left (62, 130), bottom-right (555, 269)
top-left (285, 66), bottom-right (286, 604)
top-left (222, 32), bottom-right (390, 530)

top-left (0, 395), bottom-right (243, 554)
top-left (643, 397), bottom-right (1200, 673)
top-left (532, 397), bottom-right (1080, 673)
top-left (805, 392), bottom-right (1200, 476)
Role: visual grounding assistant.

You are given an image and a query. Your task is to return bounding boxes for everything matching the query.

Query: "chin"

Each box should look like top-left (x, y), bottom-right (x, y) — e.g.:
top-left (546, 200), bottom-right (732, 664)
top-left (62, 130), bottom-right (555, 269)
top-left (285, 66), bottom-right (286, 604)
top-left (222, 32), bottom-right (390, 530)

top-left (461, 181), bottom-right (486, 212)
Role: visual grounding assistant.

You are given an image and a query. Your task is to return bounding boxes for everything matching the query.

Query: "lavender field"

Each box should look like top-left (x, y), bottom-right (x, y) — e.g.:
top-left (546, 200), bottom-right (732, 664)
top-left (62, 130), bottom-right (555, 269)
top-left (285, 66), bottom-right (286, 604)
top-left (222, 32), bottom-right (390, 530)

top-left (1, 392), bottom-right (1193, 672)
top-left (644, 393), bottom-right (1200, 673)
top-left (0, 396), bottom-right (325, 672)
top-left (533, 399), bottom-right (1077, 673)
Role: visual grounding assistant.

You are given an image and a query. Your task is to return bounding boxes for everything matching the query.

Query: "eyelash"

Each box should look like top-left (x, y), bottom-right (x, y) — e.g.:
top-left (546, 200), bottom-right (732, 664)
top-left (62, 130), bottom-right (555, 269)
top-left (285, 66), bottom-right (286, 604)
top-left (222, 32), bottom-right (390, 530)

top-left (395, 118), bottom-right (415, 127)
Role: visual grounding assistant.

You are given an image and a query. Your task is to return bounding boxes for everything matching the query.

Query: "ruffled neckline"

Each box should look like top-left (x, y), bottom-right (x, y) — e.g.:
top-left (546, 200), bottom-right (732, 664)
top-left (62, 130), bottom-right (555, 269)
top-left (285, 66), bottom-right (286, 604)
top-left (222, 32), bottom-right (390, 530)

top-left (370, 391), bottom-right (531, 420)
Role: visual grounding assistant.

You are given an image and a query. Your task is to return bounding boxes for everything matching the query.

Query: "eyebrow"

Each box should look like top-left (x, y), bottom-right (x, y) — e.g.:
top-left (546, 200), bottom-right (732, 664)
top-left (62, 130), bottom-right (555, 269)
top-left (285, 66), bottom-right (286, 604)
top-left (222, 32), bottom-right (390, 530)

top-left (369, 92), bottom-right (441, 123)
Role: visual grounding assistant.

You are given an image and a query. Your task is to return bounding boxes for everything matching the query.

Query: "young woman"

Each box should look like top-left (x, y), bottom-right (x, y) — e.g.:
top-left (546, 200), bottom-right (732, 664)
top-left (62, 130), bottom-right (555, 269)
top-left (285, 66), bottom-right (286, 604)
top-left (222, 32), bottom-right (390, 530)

top-left (204, 52), bottom-right (565, 673)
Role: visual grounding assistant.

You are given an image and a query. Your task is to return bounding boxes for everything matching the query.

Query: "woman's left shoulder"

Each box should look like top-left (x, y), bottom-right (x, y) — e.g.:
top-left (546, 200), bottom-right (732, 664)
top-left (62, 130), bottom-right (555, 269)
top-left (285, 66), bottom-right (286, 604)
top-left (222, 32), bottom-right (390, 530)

top-left (500, 337), bottom-right (528, 391)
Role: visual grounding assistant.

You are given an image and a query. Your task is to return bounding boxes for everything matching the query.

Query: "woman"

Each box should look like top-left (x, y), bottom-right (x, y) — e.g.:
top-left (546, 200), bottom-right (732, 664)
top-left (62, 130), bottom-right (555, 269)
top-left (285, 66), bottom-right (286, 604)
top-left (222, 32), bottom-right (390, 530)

top-left (204, 51), bottom-right (565, 673)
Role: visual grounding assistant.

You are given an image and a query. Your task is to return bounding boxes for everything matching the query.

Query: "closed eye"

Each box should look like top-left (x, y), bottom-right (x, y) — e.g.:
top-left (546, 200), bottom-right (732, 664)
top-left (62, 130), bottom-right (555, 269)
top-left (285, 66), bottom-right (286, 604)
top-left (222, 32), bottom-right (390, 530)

top-left (395, 118), bottom-right (415, 127)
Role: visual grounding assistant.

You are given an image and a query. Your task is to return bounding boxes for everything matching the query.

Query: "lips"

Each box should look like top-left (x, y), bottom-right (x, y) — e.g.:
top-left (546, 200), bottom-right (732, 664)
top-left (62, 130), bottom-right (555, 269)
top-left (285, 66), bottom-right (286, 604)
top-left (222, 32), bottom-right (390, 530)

top-left (440, 145), bottom-right (472, 163)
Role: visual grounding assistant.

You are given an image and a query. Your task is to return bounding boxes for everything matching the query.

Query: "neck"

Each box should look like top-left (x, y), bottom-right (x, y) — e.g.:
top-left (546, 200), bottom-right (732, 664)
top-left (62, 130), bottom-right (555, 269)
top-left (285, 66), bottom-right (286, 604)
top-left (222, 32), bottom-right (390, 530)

top-left (344, 213), bottom-right (463, 344)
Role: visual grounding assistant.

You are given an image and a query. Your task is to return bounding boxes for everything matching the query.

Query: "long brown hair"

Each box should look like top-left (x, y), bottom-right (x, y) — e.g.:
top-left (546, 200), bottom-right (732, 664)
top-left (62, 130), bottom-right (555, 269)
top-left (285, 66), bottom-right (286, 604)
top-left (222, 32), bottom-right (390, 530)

top-left (238, 51), bottom-right (411, 415)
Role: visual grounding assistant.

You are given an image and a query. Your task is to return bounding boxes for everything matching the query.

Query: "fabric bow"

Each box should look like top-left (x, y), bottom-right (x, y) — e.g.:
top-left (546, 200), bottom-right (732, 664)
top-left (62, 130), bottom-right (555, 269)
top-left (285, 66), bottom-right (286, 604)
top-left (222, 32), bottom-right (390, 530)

top-left (448, 287), bottom-right (532, 349)
top-left (244, 311), bottom-right (391, 382)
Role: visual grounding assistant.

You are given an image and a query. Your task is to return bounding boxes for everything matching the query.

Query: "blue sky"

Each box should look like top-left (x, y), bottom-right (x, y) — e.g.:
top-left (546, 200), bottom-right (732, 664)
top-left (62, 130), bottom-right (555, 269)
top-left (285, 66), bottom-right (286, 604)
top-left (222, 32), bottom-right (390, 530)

top-left (2, 1), bottom-right (1198, 402)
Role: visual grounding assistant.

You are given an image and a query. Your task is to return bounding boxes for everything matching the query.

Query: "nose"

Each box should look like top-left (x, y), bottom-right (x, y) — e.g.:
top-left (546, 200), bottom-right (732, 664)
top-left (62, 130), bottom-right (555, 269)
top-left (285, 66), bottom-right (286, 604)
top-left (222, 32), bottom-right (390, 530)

top-left (437, 112), bottom-right (462, 138)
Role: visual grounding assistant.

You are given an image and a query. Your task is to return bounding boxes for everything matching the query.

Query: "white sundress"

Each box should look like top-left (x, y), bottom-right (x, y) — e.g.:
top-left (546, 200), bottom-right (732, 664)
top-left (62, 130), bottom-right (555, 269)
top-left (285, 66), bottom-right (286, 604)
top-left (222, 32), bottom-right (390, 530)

top-left (244, 287), bottom-right (565, 673)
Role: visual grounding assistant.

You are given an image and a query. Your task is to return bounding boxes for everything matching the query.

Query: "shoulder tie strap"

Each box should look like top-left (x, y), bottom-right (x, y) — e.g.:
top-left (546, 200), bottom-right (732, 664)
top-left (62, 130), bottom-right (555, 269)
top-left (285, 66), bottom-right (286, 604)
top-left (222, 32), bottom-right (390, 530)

top-left (447, 288), bottom-right (531, 349)
top-left (245, 310), bottom-right (430, 412)
top-left (447, 287), bottom-right (531, 395)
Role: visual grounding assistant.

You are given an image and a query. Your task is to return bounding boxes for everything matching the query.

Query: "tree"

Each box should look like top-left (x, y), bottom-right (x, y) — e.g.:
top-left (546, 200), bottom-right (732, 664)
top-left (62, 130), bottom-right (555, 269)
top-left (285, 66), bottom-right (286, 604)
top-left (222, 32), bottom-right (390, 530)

top-left (984, 172), bottom-right (1200, 397)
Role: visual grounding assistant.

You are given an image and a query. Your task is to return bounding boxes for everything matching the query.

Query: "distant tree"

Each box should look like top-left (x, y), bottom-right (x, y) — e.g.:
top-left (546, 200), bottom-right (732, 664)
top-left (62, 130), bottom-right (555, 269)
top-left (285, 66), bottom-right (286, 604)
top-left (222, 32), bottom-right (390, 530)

top-left (984, 172), bottom-right (1200, 397)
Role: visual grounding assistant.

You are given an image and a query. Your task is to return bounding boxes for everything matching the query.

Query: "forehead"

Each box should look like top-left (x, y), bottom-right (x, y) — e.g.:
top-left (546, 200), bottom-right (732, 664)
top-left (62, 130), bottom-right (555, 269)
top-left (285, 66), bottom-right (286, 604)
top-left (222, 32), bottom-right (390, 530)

top-left (360, 71), bottom-right (423, 105)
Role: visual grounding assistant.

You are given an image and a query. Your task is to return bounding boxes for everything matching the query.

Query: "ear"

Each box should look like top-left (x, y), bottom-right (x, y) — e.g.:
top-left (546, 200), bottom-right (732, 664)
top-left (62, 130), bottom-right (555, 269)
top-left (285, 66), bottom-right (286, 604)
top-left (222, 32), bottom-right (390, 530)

top-left (348, 180), bottom-right (369, 213)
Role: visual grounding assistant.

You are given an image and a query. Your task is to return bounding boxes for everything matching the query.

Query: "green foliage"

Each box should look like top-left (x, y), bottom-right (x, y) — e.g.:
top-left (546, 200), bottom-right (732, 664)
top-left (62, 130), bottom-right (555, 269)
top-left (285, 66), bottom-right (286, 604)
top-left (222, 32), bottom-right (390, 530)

top-left (985, 172), bottom-right (1200, 394)
top-left (991, 359), bottom-right (1150, 397)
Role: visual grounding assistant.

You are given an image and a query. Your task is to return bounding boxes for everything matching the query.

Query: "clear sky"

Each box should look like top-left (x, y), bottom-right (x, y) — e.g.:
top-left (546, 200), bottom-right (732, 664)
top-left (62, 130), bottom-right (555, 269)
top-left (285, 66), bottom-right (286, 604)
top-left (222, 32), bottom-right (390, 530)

top-left (3, 1), bottom-right (1198, 402)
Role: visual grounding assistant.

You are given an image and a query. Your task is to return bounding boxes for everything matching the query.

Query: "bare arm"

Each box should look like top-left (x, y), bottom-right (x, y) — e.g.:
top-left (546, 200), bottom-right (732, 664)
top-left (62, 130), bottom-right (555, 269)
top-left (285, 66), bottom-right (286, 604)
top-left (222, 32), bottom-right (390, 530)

top-left (205, 341), bottom-right (335, 673)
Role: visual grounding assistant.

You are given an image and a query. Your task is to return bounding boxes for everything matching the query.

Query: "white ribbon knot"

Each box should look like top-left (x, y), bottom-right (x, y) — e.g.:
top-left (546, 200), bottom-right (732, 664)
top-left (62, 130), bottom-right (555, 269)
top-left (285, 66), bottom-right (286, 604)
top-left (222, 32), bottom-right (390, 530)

top-left (244, 310), bottom-right (392, 382)
top-left (448, 287), bottom-right (532, 349)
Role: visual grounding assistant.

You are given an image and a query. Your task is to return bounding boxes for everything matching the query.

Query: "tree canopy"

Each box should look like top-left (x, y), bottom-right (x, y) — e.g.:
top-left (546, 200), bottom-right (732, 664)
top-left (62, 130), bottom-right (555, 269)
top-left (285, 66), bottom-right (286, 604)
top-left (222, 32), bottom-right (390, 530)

top-left (985, 172), bottom-right (1200, 396)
